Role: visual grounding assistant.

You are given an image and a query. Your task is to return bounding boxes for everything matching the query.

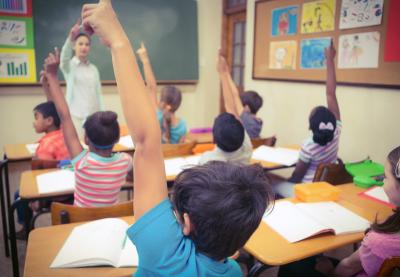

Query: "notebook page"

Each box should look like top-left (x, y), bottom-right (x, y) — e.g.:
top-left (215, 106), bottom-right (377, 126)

top-left (296, 202), bottom-right (370, 235)
top-left (183, 155), bottom-right (201, 167)
top-left (164, 158), bottom-right (187, 176)
top-left (117, 237), bottom-right (139, 267)
top-left (262, 201), bottom-right (328, 243)
top-left (118, 135), bottom-right (135, 149)
top-left (36, 170), bottom-right (75, 194)
top-left (25, 143), bottom-right (39, 154)
top-left (252, 146), bottom-right (299, 166)
top-left (363, 186), bottom-right (391, 205)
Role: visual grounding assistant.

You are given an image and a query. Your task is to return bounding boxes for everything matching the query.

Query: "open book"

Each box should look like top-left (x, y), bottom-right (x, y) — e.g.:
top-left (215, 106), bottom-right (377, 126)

top-left (51, 218), bottom-right (138, 268)
top-left (164, 155), bottom-right (201, 176)
top-left (36, 170), bottom-right (75, 194)
top-left (252, 146), bottom-right (299, 166)
top-left (263, 201), bottom-right (370, 243)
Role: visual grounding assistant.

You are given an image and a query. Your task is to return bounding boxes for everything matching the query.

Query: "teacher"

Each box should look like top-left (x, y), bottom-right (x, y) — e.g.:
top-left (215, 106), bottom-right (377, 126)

top-left (60, 19), bottom-right (103, 138)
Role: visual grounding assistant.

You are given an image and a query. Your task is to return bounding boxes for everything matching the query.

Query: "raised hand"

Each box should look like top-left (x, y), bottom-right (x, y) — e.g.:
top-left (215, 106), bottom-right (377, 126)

top-left (136, 42), bottom-right (149, 63)
top-left (325, 39), bottom-right (336, 62)
top-left (69, 19), bottom-right (81, 41)
top-left (44, 48), bottom-right (60, 76)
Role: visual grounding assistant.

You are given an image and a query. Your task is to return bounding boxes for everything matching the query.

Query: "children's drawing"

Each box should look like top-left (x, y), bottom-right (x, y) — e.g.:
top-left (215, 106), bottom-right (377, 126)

top-left (300, 37), bottom-right (331, 69)
top-left (301, 0), bottom-right (335, 34)
top-left (0, 48), bottom-right (36, 83)
top-left (338, 32), bottom-right (380, 69)
top-left (271, 6), bottom-right (298, 36)
top-left (0, 0), bottom-right (28, 15)
top-left (269, 40), bottom-right (297, 70)
top-left (339, 0), bottom-right (383, 29)
top-left (0, 18), bottom-right (26, 46)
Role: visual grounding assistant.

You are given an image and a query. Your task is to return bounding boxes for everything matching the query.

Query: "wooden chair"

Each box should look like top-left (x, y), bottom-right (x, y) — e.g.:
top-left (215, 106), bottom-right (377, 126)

top-left (251, 136), bottom-right (277, 149)
top-left (313, 159), bottom-right (353, 185)
top-left (162, 141), bottom-right (196, 158)
top-left (51, 201), bottom-right (134, 225)
top-left (31, 158), bottom-right (59, 170)
top-left (377, 257), bottom-right (400, 277)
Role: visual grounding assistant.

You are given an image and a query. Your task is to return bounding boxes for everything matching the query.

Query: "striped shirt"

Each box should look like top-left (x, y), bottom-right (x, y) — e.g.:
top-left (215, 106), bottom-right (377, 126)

top-left (71, 150), bottom-right (132, 207)
top-left (36, 129), bottom-right (70, 161)
top-left (299, 120), bottom-right (342, 183)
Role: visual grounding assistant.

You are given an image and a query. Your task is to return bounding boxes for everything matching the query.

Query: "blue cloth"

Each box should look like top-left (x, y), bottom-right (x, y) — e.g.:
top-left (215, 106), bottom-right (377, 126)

top-left (157, 109), bottom-right (187, 144)
top-left (127, 199), bottom-right (242, 277)
top-left (240, 111), bottom-right (262, 139)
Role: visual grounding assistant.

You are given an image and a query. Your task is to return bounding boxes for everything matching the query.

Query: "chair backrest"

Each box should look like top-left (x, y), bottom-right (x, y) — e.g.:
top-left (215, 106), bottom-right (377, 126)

top-left (31, 158), bottom-right (59, 170)
top-left (377, 257), bottom-right (400, 277)
top-left (313, 159), bottom-right (353, 185)
top-left (162, 141), bottom-right (196, 158)
top-left (51, 201), bottom-right (134, 225)
top-left (251, 136), bottom-right (277, 149)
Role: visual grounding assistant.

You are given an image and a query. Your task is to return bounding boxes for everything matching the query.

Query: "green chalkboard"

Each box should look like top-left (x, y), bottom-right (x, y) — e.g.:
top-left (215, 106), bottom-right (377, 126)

top-left (33, 0), bottom-right (198, 82)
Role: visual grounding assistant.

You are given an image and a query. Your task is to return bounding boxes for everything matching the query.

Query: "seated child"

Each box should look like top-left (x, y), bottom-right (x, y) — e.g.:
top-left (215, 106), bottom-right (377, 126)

top-left (42, 48), bottom-right (132, 207)
top-left (217, 53), bottom-right (263, 139)
top-left (275, 41), bottom-right (342, 198)
top-left (81, 2), bottom-right (274, 275)
top-left (136, 43), bottom-right (187, 144)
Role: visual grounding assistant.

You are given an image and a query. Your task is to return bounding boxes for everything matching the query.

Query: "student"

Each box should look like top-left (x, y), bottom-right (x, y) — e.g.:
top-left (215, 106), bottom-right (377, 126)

top-left (217, 53), bottom-right (264, 139)
top-left (275, 41), bottom-right (341, 198)
top-left (60, 19), bottom-right (104, 138)
top-left (314, 146), bottom-right (400, 277)
top-left (43, 48), bottom-right (132, 207)
top-left (81, 1), bottom-right (274, 275)
top-left (199, 54), bottom-right (253, 165)
top-left (136, 42), bottom-right (187, 144)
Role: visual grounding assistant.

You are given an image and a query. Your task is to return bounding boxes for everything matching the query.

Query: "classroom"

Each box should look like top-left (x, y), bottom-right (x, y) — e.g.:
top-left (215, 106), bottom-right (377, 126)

top-left (0, 0), bottom-right (399, 276)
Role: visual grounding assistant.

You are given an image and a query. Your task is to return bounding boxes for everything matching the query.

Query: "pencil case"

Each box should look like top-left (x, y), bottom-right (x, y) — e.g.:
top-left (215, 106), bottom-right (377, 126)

top-left (294, 182), bottom-right (340, 202)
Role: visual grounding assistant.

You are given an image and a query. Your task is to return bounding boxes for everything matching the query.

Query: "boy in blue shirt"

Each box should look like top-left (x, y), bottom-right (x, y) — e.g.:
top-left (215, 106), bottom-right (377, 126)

top-left (82, 1), bottom-right (273, 275)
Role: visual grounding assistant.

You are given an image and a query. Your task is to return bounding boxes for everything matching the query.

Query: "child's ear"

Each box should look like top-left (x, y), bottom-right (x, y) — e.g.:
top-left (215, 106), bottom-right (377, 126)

top-left (84, 134), bottom-right (90, 145)
top-left (181, 213), bottom-right (192, 236)
top-left (244, 105), bottom-right (250, 112)
top-left (45, 116), bottom-right (54, 127)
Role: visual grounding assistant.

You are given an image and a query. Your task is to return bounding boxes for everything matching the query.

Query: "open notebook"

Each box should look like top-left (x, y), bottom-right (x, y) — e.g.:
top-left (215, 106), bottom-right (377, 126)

top-left (164, 155), bottom-right (201, 176)
top-left (51, 218), bottom-right (138, 268)
top-left (252, 146), bottom-right (299, 166)
top-left (36, 170), bottom-right (75, 194)
top-left (25, 143), bottom-right (39, 154)
top-left (263, 201), bottom-right (370, 243)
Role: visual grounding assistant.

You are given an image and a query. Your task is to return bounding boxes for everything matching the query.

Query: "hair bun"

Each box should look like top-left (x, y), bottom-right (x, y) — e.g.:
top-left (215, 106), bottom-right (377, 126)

top-left (99, 111), bottom-right (118, 126)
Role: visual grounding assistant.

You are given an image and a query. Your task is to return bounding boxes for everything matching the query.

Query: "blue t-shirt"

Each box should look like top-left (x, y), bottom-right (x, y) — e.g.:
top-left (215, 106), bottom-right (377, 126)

top-left (240, 111), bottom-right (262, 139)
top-left (127, 199), bottom-right (242, 277)
top-left (157, 109), bottom-right (187, 144)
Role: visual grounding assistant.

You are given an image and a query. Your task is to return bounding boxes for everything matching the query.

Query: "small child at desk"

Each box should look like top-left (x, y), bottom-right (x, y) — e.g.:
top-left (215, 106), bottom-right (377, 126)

top-left (42, 48), bottom-right (132, 207)
top-left (81, 1), bottom-right (274, 275)
top-left (136, 42), bottom-right (187, 144)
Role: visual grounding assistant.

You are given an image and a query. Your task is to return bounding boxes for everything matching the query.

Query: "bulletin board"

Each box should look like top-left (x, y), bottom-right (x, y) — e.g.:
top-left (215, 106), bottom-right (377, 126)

top-left (253, 0), bottom-right (400, 87)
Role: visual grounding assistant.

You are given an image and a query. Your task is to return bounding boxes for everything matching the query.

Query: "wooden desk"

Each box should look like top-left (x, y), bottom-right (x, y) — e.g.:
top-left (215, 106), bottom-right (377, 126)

top-left (24, 216), bottom-right (136, 277)
top-left (4, 144), bottom-right (33, 161)
top-left (186, 132), bottom-right (213, 144)
top-left (244, 183), bottom-right (392, 268)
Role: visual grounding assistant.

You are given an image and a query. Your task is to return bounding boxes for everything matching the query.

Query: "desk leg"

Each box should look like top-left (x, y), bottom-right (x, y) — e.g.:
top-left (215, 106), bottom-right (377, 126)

top-left (8, 199), bottom-right (21, 277)
top-left (247, 261), bottom-right (271, 277)
top-left (4, 155), bottom-right (11, 211)
top-left (0, 159), bottom-right (10, 257)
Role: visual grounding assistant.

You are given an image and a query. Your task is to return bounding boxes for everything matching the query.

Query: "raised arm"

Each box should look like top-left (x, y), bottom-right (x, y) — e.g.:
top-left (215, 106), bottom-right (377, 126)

top-left (217, 53), bottom-right (238, 117)
top-left (82, 0), bottom-right (167, 219)
top-left (44, 48), bottom-right (83, 158)
top-left (136, 42), bottom-right (158, 109)
top-left (325, 40), bottom-right (340, 121)
top-left (60, 19), bottom-right (81, 74)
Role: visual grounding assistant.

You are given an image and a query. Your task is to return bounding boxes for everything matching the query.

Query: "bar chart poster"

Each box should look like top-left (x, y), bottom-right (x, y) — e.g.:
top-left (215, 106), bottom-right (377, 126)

top-left (0, 16), bottom-right (33, 48)
top-left (0, 0), bottom-right (32, 17)
top-left (0, 48), bottom-right (36, 83)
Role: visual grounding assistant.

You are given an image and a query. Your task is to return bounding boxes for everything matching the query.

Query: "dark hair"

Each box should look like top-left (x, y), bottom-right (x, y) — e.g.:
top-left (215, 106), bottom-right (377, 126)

top-left (83, 111), bottom-right (120, 149)
top-left (240, 90), bottom-right (263, 114)
top-left (160, 86), bottom-right (182, 143)
top-left (213, 113), bottom-right (244, 152)
top-left (309, 106), bottom-right (336, 146)
top-left (33, 101), bottom-right (61, 128)
top-left (371, 146), bottom-right (400, 234)
top-left (172, 161), bottom-right (274, 260)
top-left (74, 33), bottom-right (91, 43)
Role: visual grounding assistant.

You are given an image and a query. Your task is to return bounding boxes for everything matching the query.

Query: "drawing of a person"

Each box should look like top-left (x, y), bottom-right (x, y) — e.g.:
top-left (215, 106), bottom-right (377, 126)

top-left (274, 47), bottom-right (287, 69)
top-left (278, 12), bottom-right (289, 35)
top-left (315, 7), bottom-right (323, 32)
top-left (350, 35), bottom-right (363, 65)
top-left (340, 38), bottom-right (351, 66)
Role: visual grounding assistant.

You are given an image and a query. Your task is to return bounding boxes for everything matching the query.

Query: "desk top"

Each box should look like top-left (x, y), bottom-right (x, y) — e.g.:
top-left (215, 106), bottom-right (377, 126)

top-left (244, 183), bottom-right (392, 266)
top-left (24, 217), bottom-right (136, 277)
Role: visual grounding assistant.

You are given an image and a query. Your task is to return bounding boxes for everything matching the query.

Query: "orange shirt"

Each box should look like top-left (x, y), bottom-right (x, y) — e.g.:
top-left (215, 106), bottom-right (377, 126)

top-left (36, 129), bottom-right (70, 161)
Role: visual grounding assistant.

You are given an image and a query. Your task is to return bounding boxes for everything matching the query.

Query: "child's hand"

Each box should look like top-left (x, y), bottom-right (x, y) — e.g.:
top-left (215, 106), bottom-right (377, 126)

top-left (136, 42), bottom-right (149, 63)
top-left (81, 0), bottom-right (126, 48)
top-left (69, 19), bottom-right (81, 41)
top-left (217, 51), bottom-right (229, 74)
top-left (44, 48), bottom-right (60, 76)
top-left (39, 70), bottom-right (49, 87)
top-left (325, 39), bottom-right (336, 61)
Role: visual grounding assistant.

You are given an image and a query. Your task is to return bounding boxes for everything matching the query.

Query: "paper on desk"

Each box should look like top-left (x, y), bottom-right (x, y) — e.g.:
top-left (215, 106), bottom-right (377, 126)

top-left (25, 143), bottom-right (39, 154)
top-left (252, 146), bottom-right (299, 166)
top-left (36, 170), bottom-right (75, 194)
top-left (361, 186), bottom-right (393, 207)
top-left (164, 155), bottom-right (200, 176)
top-left (118, 135), bottom-right (135, 149)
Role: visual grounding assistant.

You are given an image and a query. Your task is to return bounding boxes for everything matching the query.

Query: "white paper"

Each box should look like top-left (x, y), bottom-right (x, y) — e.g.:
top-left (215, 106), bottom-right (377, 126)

top-left (338, 32), bottom-right (380, 69)
top-left (339, 0), bottom-right (384, 29)
top-left (164, 155), bottom-right (200, 176)
top-left (36, 170), bottom-right (75, 194)
top-left (364, 186), bottom-right (391, 205)
top-left (252, 146), bottom-right (299, 166)
top-left (25, 143), bottom-right (39, 154)
top-left (0, 19), bottom-right (27, 47)
top-left (118, 135), bottom-right (135, 149)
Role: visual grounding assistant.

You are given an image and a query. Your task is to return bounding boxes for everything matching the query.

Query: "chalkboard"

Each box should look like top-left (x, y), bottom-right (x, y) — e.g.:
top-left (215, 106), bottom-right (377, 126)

top-left (33, 0), bottom-right (198, 83)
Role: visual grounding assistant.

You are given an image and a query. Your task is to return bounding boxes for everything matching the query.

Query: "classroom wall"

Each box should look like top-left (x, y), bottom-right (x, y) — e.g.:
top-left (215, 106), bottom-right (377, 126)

top-left (245, 0), bottom-right (400, 164)
top-left (0, 0), bottom-right (222, 157)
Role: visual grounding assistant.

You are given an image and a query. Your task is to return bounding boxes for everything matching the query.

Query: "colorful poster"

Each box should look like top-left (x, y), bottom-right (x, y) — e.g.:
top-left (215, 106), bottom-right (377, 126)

top-left (269, 41), bottom-right (297, 70)
top-left (300, 37), bottom-right (331, 69)
top-left (339, 0), bottom-right (383, 30)
top-left (0, 48), bottom-right (36, 83)
top-left (384, 0), bottom-right (400, 62)
top-left (271, 6), bottom-right (298, 36)
top-left (338, 32), bottom-right (380, 69)
top-left (0, 16), bottom-right (33, 48)
top-left (0, 0), bottom-right (32, 17)
top-left (301, 0), bottom-right (335, 34)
